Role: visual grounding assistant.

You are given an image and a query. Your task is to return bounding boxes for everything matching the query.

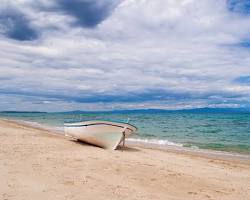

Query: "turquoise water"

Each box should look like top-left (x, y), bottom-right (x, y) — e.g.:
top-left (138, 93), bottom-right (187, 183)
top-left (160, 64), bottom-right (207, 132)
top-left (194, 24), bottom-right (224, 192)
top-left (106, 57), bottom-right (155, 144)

top-left (1, 112), bottom-right (250, 154)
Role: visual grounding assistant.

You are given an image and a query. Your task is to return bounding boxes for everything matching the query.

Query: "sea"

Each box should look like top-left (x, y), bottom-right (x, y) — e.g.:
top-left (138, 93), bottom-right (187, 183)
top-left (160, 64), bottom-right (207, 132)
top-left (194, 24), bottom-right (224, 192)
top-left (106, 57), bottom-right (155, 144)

top-left (1, 109), bottom-right (250, 156)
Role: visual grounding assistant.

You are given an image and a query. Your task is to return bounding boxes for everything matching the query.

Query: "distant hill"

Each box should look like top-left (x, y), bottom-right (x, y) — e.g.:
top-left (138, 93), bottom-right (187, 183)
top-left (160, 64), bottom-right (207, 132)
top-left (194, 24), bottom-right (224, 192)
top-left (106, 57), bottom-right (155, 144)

top-left (59, 107), bottom-right (250, 114)
top-left (176, 107), bottom-right (250, 113)
top-left (0, 111), bottom-right (47, 114)
top-left (1, 108), bottom-right (249, 114)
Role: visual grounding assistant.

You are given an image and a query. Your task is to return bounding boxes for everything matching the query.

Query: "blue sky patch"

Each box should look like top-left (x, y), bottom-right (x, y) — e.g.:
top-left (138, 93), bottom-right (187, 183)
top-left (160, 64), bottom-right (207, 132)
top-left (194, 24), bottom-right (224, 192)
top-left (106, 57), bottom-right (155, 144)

top-left (227, 0), bottom-right (250, 14)
top-left (239, 40), bottom-right (250, 48)
top-left (234, 76), bottom-right (250, 85)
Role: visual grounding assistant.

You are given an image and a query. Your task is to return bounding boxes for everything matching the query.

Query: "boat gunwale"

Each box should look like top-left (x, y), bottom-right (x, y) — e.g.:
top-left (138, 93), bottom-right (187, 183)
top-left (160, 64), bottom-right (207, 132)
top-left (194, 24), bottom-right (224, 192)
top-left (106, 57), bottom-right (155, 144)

top-left (64, 121), bottom-right (138, 131)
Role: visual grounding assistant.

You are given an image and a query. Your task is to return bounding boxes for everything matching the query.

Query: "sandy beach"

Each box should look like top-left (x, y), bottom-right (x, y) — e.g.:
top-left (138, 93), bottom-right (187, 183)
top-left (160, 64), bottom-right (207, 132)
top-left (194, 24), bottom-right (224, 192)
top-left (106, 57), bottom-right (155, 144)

top-left (0, 119), bottom-right (250, 200)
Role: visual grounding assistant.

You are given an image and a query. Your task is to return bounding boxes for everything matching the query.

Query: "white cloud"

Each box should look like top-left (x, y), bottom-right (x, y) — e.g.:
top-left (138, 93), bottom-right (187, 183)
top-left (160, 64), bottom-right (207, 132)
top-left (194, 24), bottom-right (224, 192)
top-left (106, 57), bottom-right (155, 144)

top-left (0, 0), bottom-right (250, 111)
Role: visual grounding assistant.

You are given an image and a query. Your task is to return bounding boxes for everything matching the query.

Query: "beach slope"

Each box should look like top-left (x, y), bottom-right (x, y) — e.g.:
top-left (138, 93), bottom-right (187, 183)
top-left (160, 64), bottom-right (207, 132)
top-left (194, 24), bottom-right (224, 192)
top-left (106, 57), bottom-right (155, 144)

top-left (0, 119), bottom-right (250, 200)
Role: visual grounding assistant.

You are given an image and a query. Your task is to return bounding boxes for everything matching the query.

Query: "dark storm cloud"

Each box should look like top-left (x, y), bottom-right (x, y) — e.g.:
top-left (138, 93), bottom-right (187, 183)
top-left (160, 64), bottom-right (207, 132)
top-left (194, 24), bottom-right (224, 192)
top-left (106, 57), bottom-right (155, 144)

top-left (0, 0), bottom-right (120, 41)
top-left (0, 87), bottom-right (245, 105)
top-left (55, 0), bottom-right (120, 27)
top-left (0, 8), bottom-right (38, 41)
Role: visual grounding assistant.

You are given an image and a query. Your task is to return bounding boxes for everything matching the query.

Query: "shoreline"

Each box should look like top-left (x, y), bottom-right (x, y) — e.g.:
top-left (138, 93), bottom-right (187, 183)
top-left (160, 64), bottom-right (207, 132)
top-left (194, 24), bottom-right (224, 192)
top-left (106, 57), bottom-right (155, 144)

top-left (1, 118), bottom-right (250, 199)
top-left (128, 141), bottom-right (250, 165)
top-left (1, 117), bottom-right (250, 163)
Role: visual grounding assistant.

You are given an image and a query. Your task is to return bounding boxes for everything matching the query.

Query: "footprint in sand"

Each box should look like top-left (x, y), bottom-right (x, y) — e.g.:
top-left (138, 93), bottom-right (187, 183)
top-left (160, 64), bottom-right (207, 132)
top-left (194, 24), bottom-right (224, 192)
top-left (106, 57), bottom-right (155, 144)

top-left (61, 180), bottom-right (75, 185)
top-left (205, 194), bottom-right (212, 199)
top-left (188, 191), bottom-right (197, 195)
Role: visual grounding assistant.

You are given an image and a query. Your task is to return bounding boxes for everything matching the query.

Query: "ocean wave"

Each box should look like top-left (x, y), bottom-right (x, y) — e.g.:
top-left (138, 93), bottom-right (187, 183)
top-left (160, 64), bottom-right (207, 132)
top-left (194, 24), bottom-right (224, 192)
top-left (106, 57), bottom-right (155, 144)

top-left (127, 137), bottom-right (250, 160)
top-left (127, 138), bottom-right (183, 147)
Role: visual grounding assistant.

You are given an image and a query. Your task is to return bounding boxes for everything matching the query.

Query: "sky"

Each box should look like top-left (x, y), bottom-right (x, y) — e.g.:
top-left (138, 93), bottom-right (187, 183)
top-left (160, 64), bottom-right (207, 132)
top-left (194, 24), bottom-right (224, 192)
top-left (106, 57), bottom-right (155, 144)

top-left (0, 0), bottom-right (250, 112)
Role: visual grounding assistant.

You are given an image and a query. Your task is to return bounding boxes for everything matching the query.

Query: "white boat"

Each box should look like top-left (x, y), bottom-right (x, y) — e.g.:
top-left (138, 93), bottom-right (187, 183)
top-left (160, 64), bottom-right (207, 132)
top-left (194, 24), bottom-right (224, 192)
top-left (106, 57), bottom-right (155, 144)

top-left (64, 120), bottom-right (137, 150)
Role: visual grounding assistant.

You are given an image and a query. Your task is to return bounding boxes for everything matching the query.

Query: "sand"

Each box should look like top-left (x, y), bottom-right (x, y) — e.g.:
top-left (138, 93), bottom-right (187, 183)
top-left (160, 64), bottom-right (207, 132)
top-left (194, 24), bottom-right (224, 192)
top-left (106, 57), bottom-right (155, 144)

top-left (0, 119), bottom-right (250, 200)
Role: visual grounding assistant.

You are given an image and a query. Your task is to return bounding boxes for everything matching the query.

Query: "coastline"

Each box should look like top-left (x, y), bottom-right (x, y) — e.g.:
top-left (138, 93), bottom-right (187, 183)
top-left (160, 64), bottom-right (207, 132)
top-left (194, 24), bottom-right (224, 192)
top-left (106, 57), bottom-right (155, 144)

top-left (1, 118), bottom-right (250, 200)
top-left (1, 111), bottom-right (250, 156)
top-left (2, 117), bottom-right (250, 163)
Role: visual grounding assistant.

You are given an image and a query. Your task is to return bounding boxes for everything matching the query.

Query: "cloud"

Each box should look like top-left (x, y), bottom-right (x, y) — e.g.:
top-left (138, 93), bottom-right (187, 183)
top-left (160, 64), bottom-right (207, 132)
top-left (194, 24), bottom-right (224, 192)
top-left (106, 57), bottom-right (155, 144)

top-left (55, 0), bottom-right (121, 28)
top-left (0, 0), bottom-right (120, 41)
top-left (0, 0), bottom-right (250, 111)
top-left (0, 6), bottom-right (38, 41)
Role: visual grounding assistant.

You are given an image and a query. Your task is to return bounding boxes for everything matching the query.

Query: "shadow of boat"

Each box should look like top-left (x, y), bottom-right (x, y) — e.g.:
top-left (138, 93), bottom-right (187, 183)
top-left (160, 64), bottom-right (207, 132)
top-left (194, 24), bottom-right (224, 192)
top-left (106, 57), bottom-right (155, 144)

top-left (70, 138), bottom-right (140, 152)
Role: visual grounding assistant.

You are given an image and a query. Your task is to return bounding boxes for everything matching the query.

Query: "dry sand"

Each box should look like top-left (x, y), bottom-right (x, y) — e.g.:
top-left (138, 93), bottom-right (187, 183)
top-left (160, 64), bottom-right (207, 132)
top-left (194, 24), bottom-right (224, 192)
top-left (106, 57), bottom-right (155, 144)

top-left (0, 119), bottom-right (250, 200)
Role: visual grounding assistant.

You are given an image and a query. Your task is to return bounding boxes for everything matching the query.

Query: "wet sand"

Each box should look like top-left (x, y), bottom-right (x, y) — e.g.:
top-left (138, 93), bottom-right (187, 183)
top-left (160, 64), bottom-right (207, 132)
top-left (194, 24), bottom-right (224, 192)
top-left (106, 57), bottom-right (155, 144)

top-left (0, 119), bottom-right (250, 200)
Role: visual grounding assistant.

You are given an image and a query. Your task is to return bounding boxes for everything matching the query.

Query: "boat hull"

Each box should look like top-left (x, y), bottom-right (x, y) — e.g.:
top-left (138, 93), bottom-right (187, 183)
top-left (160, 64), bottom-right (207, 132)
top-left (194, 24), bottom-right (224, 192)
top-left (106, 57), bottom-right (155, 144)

top-left (64, 120), bottom-right (137, 150)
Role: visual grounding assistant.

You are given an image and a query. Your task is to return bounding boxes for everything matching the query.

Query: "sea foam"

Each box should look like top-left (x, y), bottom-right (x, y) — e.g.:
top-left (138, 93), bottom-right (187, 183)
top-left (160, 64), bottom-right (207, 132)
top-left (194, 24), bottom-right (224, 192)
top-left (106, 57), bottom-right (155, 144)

top-left (127, 137), bottom-right (183, 147)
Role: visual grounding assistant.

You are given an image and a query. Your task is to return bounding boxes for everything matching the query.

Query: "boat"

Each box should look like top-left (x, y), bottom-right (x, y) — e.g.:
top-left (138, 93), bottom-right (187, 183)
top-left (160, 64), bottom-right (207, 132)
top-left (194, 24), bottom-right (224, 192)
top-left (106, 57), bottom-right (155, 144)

top-left (64, 120), bottom-right (137, 150)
